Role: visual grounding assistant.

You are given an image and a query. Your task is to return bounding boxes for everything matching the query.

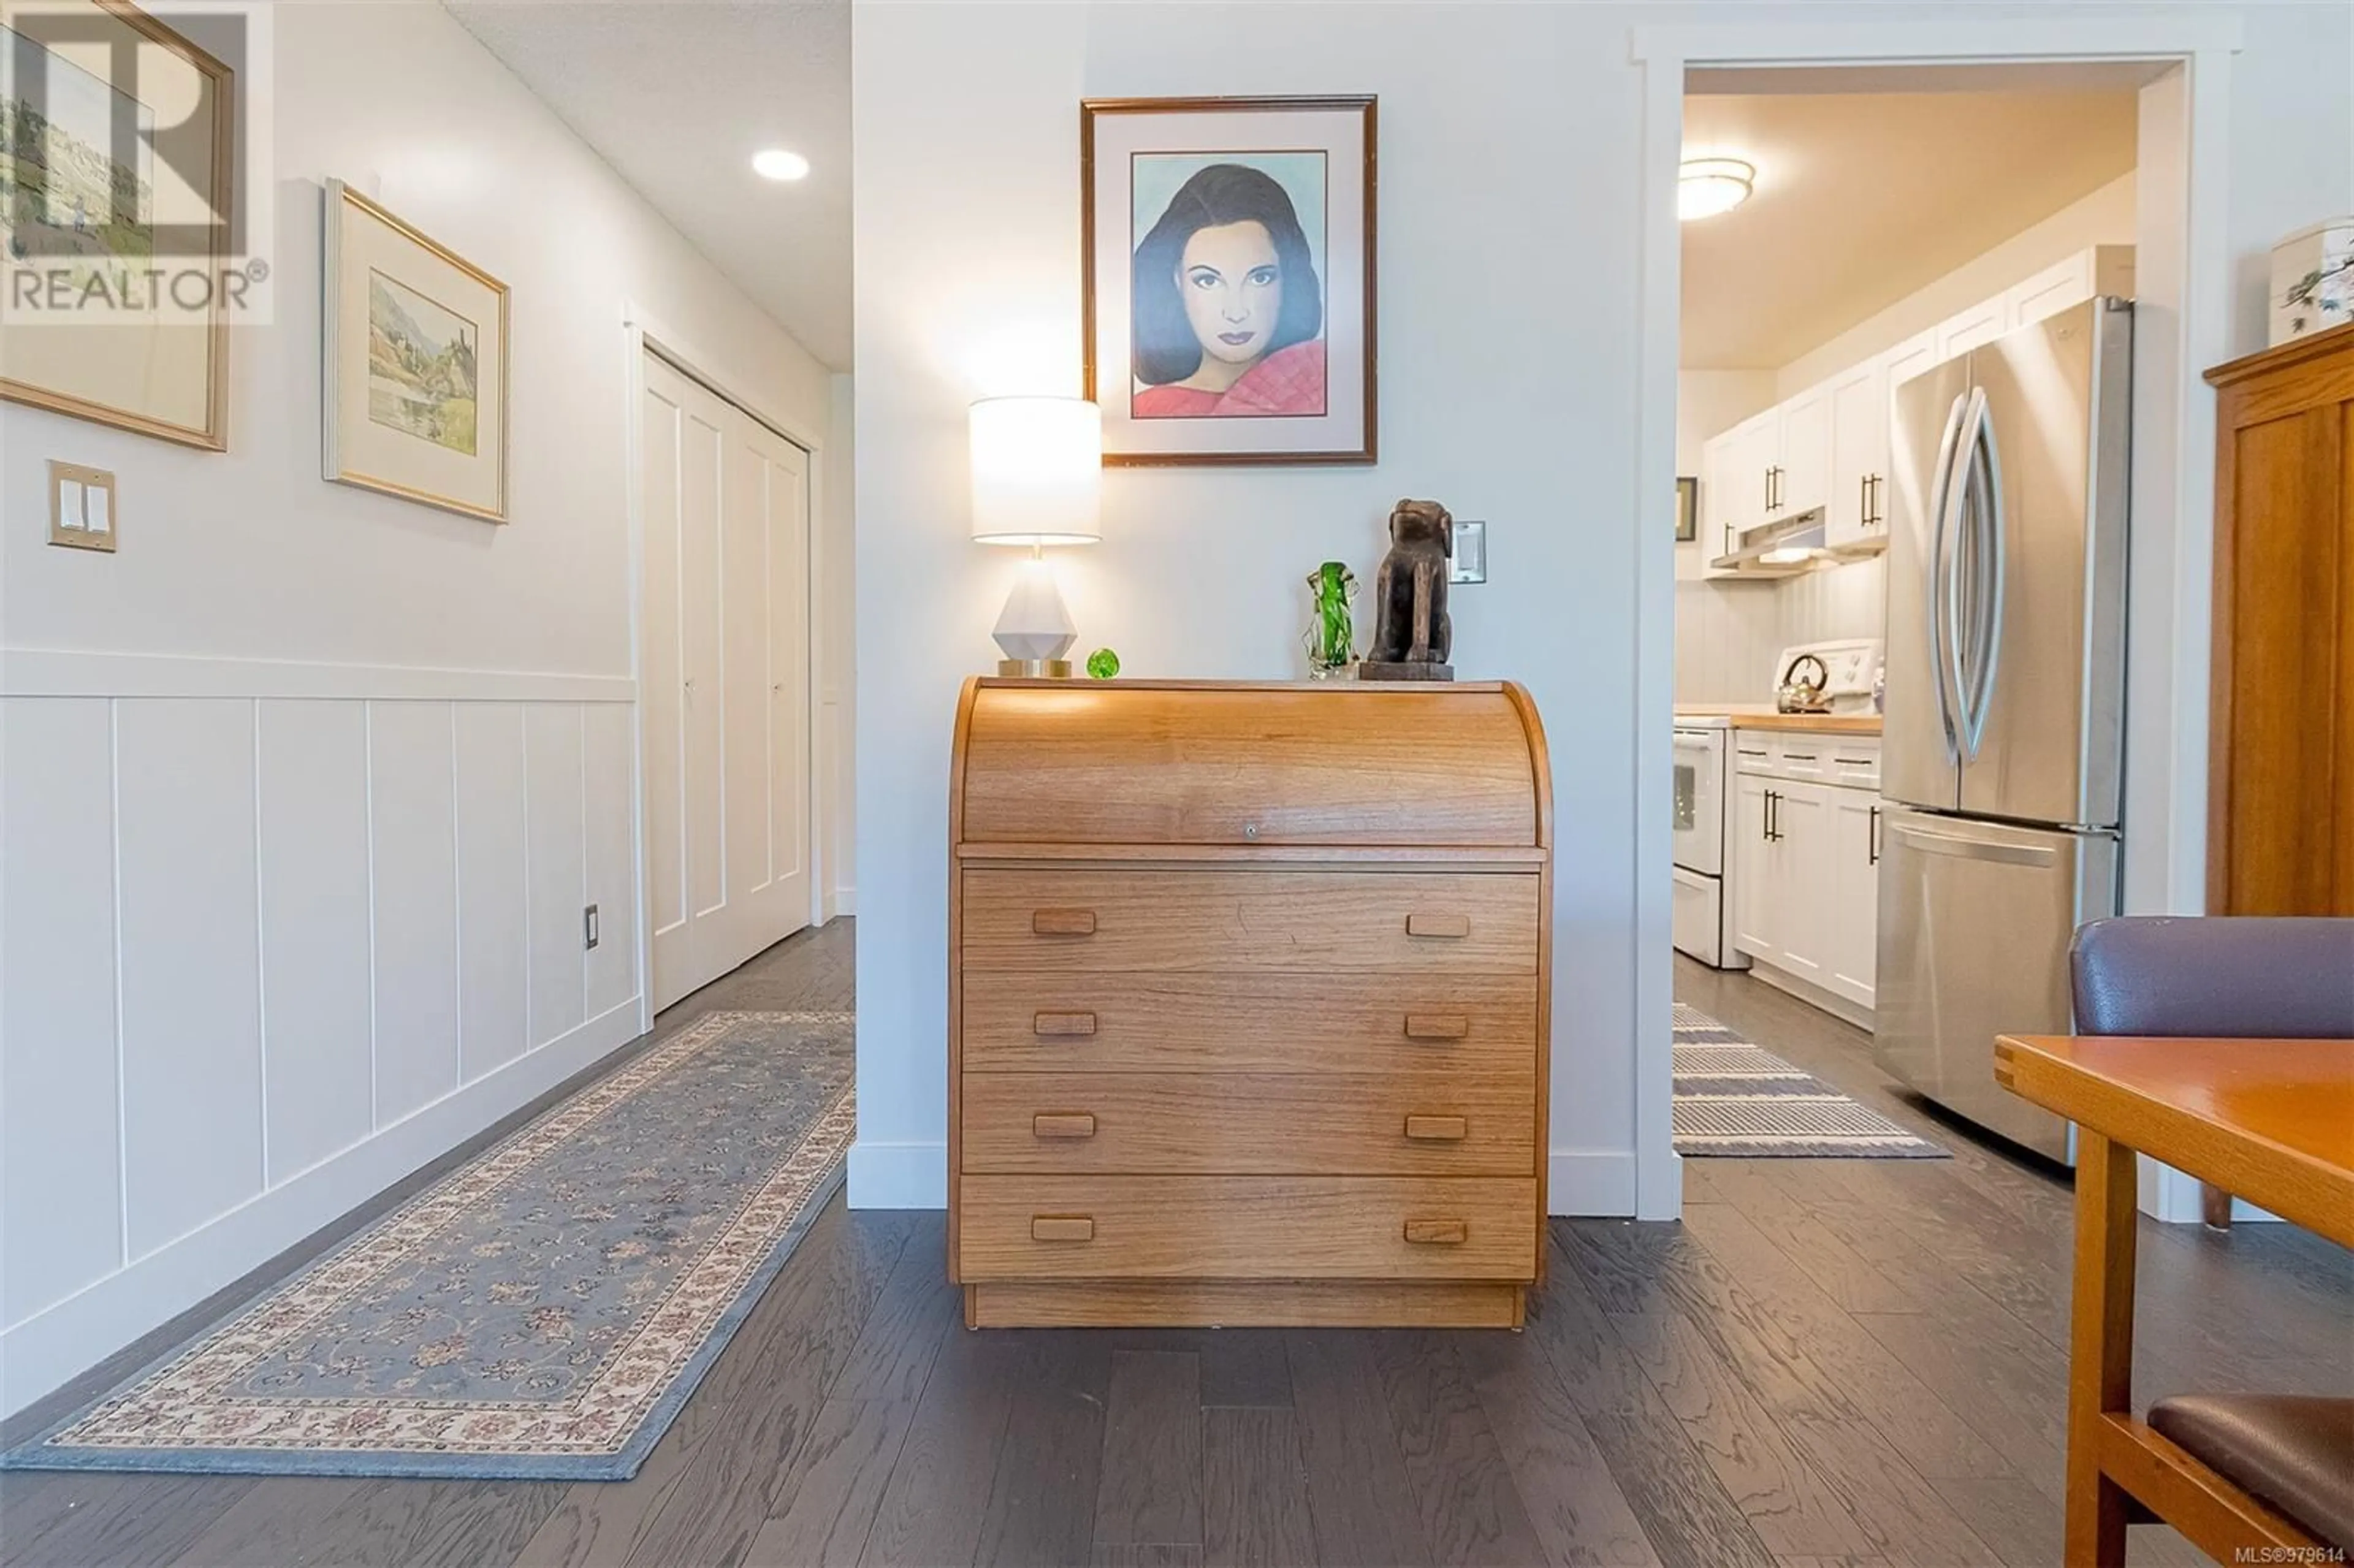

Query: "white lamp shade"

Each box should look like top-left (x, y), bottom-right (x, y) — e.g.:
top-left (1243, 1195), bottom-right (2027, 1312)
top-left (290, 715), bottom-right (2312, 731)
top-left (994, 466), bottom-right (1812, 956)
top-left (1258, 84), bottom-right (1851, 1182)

top-left (969, 397), bottom-right (1102, 546)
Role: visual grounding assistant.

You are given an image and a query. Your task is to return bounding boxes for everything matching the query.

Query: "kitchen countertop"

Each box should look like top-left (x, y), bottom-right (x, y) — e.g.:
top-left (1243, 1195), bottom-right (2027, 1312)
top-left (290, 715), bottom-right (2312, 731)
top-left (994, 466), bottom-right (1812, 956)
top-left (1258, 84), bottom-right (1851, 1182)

top-left (1675, 706), bottom-right (1885, 736)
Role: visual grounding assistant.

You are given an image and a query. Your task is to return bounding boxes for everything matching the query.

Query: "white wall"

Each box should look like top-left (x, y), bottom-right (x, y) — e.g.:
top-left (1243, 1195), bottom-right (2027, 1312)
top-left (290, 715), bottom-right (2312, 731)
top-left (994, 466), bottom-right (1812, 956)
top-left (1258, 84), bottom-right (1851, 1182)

top-left (0, 0), bottom-right (838, 1417)
top-left (850, 2), bottom-right (2353, 1219)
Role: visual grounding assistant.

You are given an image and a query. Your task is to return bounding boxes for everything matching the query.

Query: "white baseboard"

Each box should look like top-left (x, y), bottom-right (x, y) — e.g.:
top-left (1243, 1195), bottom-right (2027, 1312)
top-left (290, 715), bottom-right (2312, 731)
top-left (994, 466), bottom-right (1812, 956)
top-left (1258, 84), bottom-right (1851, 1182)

top-left (0, 997), bottom-right (645, 1420)
top-left (1549, 1149), bottom-right (1640, 1217)
top-left (824, 886), bottom-right (856, 921)
top-left (845, 1138), bottom-right (945, 1208)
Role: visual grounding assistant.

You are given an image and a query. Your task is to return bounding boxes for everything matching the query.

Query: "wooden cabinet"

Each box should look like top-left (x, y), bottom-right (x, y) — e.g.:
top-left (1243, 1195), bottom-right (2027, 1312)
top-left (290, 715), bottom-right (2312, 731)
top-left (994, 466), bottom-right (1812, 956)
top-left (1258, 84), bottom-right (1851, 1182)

top-left (948, 678), bottom-right (1552, 1328)
top-left (2204, 323), bottom-right (2354, 915)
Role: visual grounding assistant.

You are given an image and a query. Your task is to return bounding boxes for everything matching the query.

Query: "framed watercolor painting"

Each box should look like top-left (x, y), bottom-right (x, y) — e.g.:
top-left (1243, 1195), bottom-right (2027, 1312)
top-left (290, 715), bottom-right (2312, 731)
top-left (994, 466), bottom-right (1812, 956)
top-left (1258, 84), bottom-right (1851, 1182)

top-left (322, 179), bottom-right (508, 521)
top-left (1082, 96), bottom-right (1376, 466)
top-left (0, 0), bottom-right (235, 449)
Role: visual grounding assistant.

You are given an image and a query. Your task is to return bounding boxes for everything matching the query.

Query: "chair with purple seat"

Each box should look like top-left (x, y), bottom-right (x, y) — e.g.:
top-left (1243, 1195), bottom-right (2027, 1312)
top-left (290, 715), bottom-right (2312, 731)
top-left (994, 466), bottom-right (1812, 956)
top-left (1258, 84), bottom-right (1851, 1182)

top-left (2067, 915), bottom-right (2354, 1559)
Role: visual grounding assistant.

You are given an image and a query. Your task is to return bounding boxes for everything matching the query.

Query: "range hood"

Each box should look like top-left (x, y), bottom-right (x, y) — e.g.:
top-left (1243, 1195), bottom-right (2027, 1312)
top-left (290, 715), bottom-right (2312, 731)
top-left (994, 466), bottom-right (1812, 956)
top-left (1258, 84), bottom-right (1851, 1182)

top-left (1708, 509), bottom-right (1830, 577)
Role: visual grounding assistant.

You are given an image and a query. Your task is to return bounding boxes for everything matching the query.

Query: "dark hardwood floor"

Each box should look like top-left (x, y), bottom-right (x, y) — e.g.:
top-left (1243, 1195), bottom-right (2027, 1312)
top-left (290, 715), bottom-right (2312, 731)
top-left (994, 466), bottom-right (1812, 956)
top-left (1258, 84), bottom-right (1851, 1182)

top-left (4, 935), bottom-right (2347, 1568)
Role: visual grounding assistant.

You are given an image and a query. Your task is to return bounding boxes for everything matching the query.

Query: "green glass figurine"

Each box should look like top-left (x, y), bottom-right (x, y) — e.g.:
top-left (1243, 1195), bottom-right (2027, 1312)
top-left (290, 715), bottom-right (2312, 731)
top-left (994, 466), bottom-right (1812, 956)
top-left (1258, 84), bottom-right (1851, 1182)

top-left (1303, 561), bottom-right (1357, 679)
top-left (1086, 647), bottom-right (1121, 680)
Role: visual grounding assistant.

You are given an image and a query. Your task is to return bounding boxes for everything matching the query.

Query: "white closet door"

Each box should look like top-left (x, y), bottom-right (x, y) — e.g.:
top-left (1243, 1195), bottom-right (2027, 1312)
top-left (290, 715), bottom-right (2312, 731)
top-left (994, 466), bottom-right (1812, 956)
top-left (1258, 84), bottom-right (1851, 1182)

top-left (641, 351), bottom-right (812, 1011)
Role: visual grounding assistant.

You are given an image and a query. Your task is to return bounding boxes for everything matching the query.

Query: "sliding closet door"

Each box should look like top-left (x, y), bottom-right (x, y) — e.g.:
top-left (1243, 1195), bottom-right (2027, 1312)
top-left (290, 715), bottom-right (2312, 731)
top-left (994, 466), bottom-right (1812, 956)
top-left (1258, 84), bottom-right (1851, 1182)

top-left (641, 351), bottom-right (812, 1012)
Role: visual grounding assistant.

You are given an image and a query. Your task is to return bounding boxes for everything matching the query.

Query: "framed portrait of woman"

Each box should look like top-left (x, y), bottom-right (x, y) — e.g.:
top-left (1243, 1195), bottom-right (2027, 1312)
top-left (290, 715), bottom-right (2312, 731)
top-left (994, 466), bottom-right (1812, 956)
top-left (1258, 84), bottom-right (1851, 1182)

top-left (1082, 96), bottom-right (1376, 466)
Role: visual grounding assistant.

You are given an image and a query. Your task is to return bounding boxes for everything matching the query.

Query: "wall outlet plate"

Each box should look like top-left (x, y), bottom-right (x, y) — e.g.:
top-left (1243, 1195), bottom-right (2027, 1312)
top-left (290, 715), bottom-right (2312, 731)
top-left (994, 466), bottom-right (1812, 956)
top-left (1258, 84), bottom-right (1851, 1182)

top-left (1449, 519), bottom-right (1487, 584)
top-left (49, 460), bottom-right (117, 552)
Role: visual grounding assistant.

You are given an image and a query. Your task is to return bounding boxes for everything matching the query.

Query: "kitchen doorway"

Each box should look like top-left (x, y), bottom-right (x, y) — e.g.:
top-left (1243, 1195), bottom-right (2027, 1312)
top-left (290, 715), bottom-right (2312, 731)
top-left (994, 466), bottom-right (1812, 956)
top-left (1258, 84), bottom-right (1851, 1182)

top-left (637, 346), bottom-right (816, 1013)
top-left (1632, 18), bottom-right (2231, 1217)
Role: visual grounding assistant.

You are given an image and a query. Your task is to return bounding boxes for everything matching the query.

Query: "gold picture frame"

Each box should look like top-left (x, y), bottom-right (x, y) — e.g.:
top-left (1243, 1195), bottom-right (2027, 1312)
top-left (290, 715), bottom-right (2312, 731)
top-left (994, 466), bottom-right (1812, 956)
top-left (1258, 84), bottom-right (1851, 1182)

top-left (322, 180), bottom-right (510, 522)
top-left (0, 0), bottom-right (235, 449)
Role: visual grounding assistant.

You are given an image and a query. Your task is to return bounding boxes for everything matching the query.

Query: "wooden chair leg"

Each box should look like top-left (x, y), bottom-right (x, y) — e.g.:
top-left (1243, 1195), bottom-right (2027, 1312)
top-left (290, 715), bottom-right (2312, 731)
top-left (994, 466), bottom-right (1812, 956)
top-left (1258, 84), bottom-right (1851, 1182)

top-left (2200, 1182), bottom-right (2234, 1228)
top-left (2068, 1130), bottom-right (2138, 1567)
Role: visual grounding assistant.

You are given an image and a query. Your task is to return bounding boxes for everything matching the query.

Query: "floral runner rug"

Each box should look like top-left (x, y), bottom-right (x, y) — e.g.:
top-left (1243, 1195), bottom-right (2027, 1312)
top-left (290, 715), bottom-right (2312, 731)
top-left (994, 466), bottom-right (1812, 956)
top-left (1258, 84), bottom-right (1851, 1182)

top-left (1673, 1002), bottom-right (1946, 1159)
top-left (2, 1010), bottom-right (855, 1480)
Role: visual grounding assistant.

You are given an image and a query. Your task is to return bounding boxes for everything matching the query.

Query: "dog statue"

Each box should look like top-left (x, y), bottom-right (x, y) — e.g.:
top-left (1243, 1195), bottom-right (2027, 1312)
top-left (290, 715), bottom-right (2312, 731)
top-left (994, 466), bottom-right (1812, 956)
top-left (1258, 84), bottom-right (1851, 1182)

top-left (1366, 499), bottom-right (1454, 677)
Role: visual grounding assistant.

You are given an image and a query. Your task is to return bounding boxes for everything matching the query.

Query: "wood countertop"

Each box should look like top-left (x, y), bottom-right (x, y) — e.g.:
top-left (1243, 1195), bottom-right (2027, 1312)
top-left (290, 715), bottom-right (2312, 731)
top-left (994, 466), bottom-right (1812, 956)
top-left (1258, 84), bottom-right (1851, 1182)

top-left (1674, 707), bottom-right (1884, 736)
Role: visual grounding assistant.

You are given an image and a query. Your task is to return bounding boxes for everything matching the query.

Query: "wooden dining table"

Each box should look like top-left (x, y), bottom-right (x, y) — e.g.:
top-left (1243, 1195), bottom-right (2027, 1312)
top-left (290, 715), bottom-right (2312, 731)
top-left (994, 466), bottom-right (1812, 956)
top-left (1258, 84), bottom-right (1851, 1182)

top-left (1994, 1033), bottom-right (2354, 1566)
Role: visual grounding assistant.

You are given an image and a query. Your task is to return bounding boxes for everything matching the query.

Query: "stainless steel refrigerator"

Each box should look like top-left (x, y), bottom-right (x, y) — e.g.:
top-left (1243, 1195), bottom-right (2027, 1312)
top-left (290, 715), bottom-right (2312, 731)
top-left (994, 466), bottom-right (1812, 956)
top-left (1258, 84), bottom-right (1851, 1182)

top-left (1872, 297), bottom-right (2132, 1160)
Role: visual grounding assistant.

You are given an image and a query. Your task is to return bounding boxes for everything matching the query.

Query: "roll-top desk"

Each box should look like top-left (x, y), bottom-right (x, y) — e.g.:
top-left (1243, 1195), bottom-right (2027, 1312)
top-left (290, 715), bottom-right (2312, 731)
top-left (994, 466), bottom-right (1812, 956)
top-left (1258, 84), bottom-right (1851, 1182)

top-left (947, 678), bottom-right (1552, 1328)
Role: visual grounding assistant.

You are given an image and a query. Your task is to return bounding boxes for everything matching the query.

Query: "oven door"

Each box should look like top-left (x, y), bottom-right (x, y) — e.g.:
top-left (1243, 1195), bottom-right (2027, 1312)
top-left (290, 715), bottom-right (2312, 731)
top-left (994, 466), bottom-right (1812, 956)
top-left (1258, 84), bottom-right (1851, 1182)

top-left (1672, 728), bottom-right (1724, 876)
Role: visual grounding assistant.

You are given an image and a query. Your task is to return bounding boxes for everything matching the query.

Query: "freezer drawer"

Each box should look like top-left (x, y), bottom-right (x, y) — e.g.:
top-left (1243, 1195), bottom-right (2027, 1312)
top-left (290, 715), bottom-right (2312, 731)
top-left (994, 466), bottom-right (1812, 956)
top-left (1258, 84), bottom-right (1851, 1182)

top-left (1871, 809), bottom-right (2117, 1160)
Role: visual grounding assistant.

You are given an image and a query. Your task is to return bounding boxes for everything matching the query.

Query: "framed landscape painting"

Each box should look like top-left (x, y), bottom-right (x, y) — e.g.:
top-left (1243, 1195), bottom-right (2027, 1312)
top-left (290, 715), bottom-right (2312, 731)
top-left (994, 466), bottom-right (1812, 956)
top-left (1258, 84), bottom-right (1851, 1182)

top-left (322, 179), bottom-right (508, 521)
top-left (1082, 96), bottom-right (1376, 466)
top-left (0, 0), bottom-right (235, 449)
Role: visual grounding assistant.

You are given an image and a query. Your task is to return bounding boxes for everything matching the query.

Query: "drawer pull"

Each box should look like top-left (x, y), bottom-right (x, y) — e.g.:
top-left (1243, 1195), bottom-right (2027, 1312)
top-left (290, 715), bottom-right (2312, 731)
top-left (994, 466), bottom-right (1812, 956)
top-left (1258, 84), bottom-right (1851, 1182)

top-left (1031, 1112), bottom-right (1097, 1140)
top-left (1032, 1011), bottom-right (1099, 1037)
top-left (1032, 909), bottom-right (1097, 937)
top-left (1405, 912), bottom-right (1471, 939)
top-left (1403, 1014), bottom-right (1469, 1041)
top-left (1404, 1218), bottom-right (1468, 1246)
top-left (1031, 1215), bottom-right (1095, 1242)
top-left (1404, 1114), bottom-right (1469, 1142)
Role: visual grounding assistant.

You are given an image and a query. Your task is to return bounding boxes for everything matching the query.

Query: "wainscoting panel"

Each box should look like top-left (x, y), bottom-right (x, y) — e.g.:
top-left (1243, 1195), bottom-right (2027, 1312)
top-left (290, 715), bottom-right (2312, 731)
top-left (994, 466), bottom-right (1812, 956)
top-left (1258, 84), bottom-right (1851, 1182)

top-left (0, 698), bottom-right (123, 1326)
top-left (454, 702), bottom-right (531, 1085)
top-left (115, 698), bottom-right (265, 1262)
top-left (0, 679), bottom-right (646, 1420)
top-left (525, 704), bottom-right (588, 1048)
top-left (368, 701), bottom-right (463, 1128)
top-left (584, 702), bottom-right (639, 1019)
top-left (257, 699), bottom-right (375, 1184)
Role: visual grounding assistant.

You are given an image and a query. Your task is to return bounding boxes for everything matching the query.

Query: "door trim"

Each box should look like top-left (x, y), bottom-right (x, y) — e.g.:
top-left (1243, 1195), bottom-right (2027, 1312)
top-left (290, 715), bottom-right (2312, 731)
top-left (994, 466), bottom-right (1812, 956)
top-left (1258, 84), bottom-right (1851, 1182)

top-left (622, 308), bottom-right (826, 1029)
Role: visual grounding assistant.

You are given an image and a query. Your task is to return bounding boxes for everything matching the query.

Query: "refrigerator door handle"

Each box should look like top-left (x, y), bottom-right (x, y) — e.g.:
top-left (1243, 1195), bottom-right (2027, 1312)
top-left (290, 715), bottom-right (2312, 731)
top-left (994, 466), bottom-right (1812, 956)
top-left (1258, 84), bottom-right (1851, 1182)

top-left (1925, 390), bottom-right (1971, 761)
top-left (1959, 391), bottom-right (2007, 759)
top-left (1886, 820), bottom-right (2059, 867)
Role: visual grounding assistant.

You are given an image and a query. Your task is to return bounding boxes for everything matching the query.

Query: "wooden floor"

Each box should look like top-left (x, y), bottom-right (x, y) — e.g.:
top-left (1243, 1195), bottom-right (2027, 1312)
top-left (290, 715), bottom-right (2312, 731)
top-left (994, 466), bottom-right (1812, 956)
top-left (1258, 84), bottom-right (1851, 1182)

top-left (4, 934), bottom-right (2348, 1568)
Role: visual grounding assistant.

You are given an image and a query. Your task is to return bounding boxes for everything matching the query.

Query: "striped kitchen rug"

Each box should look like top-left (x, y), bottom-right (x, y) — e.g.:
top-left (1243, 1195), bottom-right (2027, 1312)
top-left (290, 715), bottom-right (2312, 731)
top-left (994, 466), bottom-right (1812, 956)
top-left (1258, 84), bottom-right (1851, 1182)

top-left (1673, 1003), bottom-right (1946, 1158)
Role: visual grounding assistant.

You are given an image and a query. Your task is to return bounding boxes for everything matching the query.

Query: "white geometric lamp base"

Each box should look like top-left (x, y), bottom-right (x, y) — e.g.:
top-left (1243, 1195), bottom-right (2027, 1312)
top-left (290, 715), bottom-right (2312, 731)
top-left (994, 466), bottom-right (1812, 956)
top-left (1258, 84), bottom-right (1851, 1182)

top-left (992, 556), bottom-right (1078, 676)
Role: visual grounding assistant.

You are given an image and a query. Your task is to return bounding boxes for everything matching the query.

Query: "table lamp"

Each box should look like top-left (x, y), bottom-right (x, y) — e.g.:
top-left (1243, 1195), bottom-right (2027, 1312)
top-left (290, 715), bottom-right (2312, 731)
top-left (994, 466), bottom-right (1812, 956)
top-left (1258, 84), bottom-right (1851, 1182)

top-left (970, 396), bottom-right (1102, 677)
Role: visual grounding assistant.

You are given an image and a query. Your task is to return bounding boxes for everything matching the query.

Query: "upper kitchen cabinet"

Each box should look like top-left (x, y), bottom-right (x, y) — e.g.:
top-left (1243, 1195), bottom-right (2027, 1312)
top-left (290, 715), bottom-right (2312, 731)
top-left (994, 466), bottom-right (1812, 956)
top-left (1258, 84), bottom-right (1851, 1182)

top-left (2008, 245), bottom-right (2135, 328)
top-left (1826, 357), bottom-right (1890, 550)
top-left (1937, 294), bottom-right (2011, 359)
top-left (1777, 379), bottom-right (1833, 521)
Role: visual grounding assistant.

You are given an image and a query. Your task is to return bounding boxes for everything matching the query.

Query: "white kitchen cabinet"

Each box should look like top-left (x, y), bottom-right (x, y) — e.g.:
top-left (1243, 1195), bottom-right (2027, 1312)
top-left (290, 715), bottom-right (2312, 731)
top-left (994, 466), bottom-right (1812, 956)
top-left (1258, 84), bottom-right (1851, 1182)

top-left (1777, 379), bottom-right (1832, 521)
top-left (2006, 245), bottom-right (2136, 329)
top-left (1732, 772), bottom-right (1778, 962)
top-left (1825, 356), bottom-right (1889, 550)
top-left (1698, 428), bottom-right (1747, 578)
top-left (1766, 781), bottom-right (1830, 985)
top-left (1937, 294), bottom-right (2012, 359)
top-left (1824, 788), bottom-right (1882, 1008)
top-left (1881, 327), bottom-right (1940, 400)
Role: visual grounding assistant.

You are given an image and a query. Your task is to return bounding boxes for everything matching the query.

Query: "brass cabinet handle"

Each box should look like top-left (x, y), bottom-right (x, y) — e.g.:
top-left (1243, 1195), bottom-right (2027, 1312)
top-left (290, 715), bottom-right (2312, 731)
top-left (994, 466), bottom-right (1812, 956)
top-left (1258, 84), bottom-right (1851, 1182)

top-left (1403, 1014), bottom-right (1469, 1041)
top-left (1033, 1011), bottom-right (1098, 1037)
top-left (1404, 1114), bottom-right (1469, 1142)
top-left (1032, 909), bottom-right (1097, 936)
top-left (1404, 1219), bottom-right (1468, 1245)
top-left (1405, 913), bottom-right (1470, 939)
top-left (1031, 1112), bottom-right (1097, 1139)
top-left (1030, 1215), bottom-right (1095, 1241)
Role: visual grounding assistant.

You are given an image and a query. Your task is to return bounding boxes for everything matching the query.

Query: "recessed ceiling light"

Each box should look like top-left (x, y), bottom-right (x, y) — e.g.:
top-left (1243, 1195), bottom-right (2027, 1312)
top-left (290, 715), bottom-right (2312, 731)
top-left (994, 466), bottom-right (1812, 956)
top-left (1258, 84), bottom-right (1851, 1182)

top-left (1679, 157), bottom-right (1754, 221)
top-left (752, 148), bottom-right (810, 182)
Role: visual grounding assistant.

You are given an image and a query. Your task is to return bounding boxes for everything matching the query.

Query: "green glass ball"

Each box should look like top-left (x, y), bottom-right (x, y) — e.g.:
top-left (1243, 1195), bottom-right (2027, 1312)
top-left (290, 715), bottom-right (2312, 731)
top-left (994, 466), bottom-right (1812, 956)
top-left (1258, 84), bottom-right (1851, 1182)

top-left (1086, 647), bottom-right (1121, 680)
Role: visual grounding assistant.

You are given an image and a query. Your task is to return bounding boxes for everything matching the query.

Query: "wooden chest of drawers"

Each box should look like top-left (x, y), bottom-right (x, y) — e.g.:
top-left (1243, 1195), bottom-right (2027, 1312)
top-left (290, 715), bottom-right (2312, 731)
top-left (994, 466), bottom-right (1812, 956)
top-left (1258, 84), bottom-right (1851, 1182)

top-left (948, 679), bottom-right (1552, 1328)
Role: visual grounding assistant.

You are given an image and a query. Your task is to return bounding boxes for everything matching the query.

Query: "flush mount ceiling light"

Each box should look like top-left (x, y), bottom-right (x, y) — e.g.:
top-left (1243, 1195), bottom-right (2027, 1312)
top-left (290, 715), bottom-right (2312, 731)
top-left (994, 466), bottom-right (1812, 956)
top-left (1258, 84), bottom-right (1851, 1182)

top-left (752, 148), bottom-right (810, 182)
top-left (1678, 157), bottom-right (1755, 221)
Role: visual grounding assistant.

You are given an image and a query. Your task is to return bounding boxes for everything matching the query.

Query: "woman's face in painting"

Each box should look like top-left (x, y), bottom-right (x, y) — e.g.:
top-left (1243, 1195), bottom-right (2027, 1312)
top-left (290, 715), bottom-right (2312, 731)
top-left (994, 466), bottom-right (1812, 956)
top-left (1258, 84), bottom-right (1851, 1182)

top-left (1176, 219), bottom-right (1284, 365)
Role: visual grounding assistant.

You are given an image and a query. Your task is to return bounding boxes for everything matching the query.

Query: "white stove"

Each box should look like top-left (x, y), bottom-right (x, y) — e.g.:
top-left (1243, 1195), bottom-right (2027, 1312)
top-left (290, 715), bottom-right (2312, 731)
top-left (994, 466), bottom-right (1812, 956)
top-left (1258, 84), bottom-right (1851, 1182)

top-left (1673, 639), bottom-right (1881, 968)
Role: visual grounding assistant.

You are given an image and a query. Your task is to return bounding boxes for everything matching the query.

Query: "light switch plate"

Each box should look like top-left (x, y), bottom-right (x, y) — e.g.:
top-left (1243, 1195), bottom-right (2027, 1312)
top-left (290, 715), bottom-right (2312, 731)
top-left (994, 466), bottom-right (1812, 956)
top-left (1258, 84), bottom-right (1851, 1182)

top-left (1449, 519), bottom-right (1487, 584)
top-left (48, 461), bottom-right (117, 552)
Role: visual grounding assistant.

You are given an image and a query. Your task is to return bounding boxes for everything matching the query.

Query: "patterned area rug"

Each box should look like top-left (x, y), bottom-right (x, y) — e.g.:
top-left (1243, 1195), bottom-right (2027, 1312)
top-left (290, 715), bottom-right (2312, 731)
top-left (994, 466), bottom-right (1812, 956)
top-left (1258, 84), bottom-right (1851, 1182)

top-left (2, 1010), bottom-right (855, 1480)
top-left (1674, 1003), bottom-right (1946, 1159)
